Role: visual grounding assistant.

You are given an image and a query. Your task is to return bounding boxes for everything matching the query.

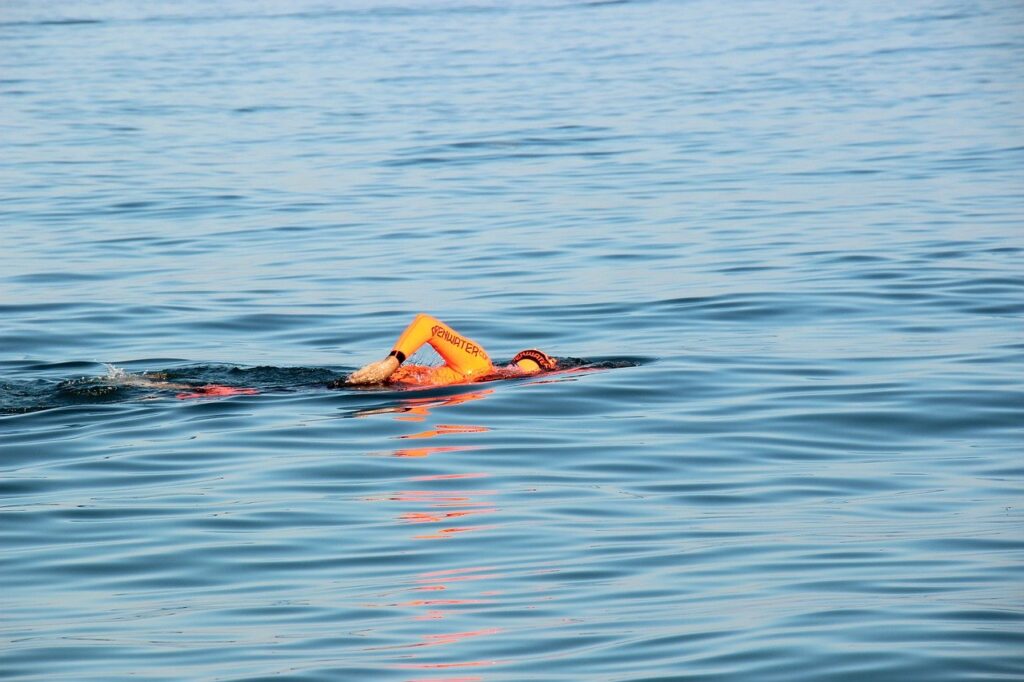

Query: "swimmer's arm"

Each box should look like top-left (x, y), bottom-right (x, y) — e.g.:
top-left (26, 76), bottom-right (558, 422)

top-left (346, 314), bottom-right (434, 385)
top-left (345, 313), bottom-right (491, 385)
top-left (345, 314), bottom-right (430, 385)
top-left (346, 354), bottom-right (400, 385)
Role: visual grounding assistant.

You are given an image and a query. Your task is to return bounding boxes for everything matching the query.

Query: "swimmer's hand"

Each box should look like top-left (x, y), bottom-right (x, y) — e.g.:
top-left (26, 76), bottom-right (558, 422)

top-left (346, 355), bottom-right (400, 385)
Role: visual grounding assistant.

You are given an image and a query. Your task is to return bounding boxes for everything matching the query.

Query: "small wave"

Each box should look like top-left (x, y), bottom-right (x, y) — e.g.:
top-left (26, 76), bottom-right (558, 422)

top-left (0, 18), bottom-right (103, 27)
top-left (10, 272), bottom-right (108, 284)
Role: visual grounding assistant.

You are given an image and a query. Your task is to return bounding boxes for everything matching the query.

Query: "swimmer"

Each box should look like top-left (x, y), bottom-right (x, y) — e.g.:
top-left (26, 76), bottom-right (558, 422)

top-left (346, 313), bottom-right (556, 386)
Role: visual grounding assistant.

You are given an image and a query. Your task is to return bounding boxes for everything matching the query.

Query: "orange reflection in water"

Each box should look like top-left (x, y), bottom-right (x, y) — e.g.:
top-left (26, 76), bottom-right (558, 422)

top-left (395, 566), bottom-right (507, 675)
top-left (362, 565), bottom-right (508, 676)
top-left (377, 390), bottom-right (497, 540)
top-left (394, 445), bottom-right (472, 459)
top-left (399, 424), bottom-right (489, 440)
top-left (356, 389), bottom-right (493, 463)
top-left (356, 387), bottom-right (511, 678)
top-left (388, 481), bottom-right (498, 540)
top-left (390, 389), bottom-right (494, 423)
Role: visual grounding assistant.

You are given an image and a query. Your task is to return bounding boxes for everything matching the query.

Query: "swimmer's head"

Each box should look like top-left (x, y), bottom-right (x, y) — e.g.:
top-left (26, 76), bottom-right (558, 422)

top-left (511, 349), bottom-right (557, 373)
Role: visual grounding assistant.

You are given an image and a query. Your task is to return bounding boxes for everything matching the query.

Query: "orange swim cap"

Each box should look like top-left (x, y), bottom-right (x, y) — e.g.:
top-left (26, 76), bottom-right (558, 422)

top-left (512, 349), bottom-right (556, 373)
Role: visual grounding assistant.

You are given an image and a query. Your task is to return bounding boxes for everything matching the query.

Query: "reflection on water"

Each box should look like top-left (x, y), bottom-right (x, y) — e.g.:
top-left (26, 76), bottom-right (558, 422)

top-left (355, 388), bottom-right (493, 459)
top-left (381, 479), bottom-right (498, 542)
top-left (347, 388), bottom-right (493, 421)
top-left (394, 445), bottom-right (475, 459)
top-left (391, 566), bottom-right (505, 675)
top-left (362, 563), bottom-right (505, 676)
top-left (392, 390), bottom-right (494, 423)
top-left (360, 388), bottom-right (507, 675)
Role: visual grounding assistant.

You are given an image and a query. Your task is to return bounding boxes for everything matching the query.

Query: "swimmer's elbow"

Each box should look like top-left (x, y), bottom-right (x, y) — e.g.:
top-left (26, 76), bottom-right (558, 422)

top-left (413, 312), bottom-right (439, 325)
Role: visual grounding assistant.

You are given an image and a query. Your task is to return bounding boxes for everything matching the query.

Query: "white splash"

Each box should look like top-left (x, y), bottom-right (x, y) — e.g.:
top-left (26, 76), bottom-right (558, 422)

top-left (101, 363), bottom-right (161, 388)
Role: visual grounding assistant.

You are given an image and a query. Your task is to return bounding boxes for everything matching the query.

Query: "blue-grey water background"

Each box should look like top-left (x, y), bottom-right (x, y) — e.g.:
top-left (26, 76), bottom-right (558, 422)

top-left (2, 0), bottom-right (1023, 679)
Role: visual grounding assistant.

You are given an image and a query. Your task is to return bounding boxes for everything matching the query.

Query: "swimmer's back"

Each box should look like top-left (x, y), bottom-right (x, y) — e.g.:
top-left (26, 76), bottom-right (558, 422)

top-left (389, 364), bottom-right (465, 386)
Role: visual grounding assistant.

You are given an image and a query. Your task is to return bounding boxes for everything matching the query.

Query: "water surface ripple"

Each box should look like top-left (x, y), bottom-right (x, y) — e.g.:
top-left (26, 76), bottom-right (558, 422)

top-left (2, 1), bottom-right (1023, 680)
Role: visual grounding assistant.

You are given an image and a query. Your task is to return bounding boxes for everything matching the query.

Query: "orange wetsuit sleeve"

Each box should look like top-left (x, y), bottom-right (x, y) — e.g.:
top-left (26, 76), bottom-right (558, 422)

top-left (391, 314), bottom-right (492, 377)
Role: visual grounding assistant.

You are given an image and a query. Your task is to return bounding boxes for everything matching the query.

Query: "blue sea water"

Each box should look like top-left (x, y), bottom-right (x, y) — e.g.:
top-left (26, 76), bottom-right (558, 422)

top-left (2, 0), bottom-right (1024, 679)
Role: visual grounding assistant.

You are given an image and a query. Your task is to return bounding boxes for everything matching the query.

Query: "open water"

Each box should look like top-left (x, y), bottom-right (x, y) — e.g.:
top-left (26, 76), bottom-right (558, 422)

top-left (2, 1), bottom-right (1023, 680)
